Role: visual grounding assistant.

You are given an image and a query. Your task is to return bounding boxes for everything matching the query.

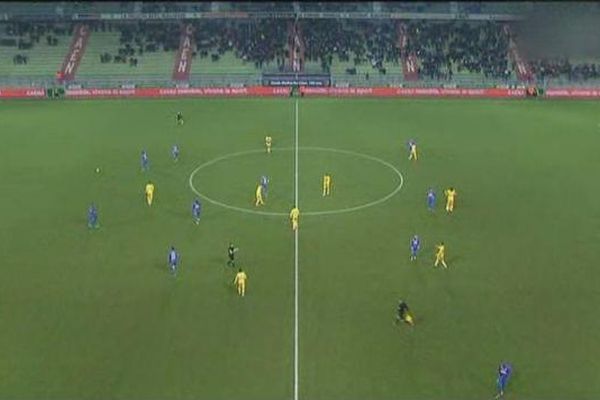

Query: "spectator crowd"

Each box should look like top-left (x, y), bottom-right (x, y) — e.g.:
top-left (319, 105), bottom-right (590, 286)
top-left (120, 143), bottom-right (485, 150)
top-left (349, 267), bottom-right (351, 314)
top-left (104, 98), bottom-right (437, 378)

top-left (302, 20), bottom-right (400, 74)
top-left (2, 18), bottom-right (600, 85)
top-left (89, 21), bottom-right (178, 67)
top-left (528, 58), bottom-right (600, 82)
top-left (0, 22), bottom-right (69, 50)
top-left (90, 20), bottom-right (289, 71)
top-left (192, 19), bottom-right (289, 70)
top-left (406, 21), bottom-right (511, 80)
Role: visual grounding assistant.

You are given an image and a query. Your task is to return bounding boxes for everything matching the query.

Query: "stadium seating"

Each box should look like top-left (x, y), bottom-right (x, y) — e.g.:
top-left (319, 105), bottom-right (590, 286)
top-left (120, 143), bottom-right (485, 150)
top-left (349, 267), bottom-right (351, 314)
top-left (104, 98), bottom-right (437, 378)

top-left (3, 9), bottom-right (600, 88)
top-left (78, 23), bottom-right (178, 81)
top-left (190, 19), bottom-right (289, 76)
top-left (406, 21), bottom-right (511, 81)
top-left (302, 20), bottom-right (402, 77)
top-left (0, 22), bottom-right (71, 82)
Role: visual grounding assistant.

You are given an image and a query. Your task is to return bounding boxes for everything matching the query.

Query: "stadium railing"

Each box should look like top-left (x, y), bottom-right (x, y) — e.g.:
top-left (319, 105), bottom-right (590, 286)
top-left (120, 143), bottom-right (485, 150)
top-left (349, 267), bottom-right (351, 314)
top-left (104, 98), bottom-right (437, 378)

top-left (2, 72), bottom-right (599, 91)
top-left (70, 73), bottom-right (262, 88)
top-left (536, 76), bottom-right (600, 88)
top-left (330, 73), bottom-right (522, 89)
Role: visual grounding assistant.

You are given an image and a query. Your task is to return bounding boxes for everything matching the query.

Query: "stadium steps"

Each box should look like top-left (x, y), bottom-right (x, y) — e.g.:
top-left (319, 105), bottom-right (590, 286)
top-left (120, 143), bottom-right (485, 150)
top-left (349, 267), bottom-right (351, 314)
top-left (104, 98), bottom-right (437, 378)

top-left (191, 51), bottom-right (265, 76)
top-left (303, 56), bottom-right (404, 82)
top-left (0, 34), bottom-right (70, 78)
top-left (77, 31), bottom-right (175, 81)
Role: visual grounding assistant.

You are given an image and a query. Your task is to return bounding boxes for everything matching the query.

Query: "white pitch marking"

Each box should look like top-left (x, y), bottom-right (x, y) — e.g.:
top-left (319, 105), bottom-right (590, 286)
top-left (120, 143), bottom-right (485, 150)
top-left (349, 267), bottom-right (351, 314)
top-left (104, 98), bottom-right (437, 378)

top-left (293, 98), bottom-right (299, 400)
top-left (188, 147), bottom-right (404, 217)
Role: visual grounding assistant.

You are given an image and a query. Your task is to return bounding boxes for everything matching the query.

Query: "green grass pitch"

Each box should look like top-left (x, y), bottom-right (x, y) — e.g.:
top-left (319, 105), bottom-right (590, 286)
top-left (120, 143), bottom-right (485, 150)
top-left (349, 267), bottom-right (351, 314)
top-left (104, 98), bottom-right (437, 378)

top-left (0, 97), bottom-right (599, 400)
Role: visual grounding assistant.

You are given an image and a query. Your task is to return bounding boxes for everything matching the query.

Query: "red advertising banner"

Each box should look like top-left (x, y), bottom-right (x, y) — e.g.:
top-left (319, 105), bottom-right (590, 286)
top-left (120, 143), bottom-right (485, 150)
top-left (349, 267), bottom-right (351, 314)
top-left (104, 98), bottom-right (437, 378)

top-left (545, 88), bottom-right (600, 98)
top-left (58, 24), bottom-right (90, 83)
top-left (300, 87), bottom-right (527, 98)
top-left (65, 86), bottom-right (292, 98)
top-left (3, 86), bottom-right (599, 100)
top-left (0, 88), bottom-right (46, 98)
top-left (172, 24), bottom-right (194, 81)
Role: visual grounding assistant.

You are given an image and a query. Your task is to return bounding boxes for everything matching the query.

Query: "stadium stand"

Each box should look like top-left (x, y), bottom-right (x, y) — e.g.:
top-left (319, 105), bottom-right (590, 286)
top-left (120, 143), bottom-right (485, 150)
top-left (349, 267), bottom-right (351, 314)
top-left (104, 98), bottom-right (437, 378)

top-left (383, 2), bottom-right (450, 13)
top-left (190, 19), bottom-right (289, 75)
top-left (510, 5), bottom-right (600, 85)
top-left (0, 2), bottom-right (59, 17)
top-left (528, 58), bottom-right (600, 83)
top-left (406, 21), bottom-right (511, 81)
top-left (2, 1), bottom-right (599, 89)
top-left (0, 22), bottom-right (72, 82)
top-left (77, 22), bottom-right (179, 81)
top-left (301, 20), bottom-right (402, 78)
top-left (140, 2), bottom-right (211, 13)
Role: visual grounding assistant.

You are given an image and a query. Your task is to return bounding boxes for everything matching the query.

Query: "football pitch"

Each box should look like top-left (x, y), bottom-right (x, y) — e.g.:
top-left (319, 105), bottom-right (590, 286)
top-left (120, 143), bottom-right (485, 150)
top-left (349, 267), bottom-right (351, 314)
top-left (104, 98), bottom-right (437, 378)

top-left (1, 97), bottom-right (599, 400)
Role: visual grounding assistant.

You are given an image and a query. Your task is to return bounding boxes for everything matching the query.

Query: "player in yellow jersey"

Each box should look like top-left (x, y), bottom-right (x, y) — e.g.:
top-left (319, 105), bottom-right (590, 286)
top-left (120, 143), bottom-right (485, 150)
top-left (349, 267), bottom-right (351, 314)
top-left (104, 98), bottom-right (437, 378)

top-left (322, 173), bottom-right (332, 197)
top-left (255, 184), bottom-right (264, 206)
top-left (290, 206), bottom-right (300, 231)
top-left (233, 268), bottom-right (248, 297)
top-left (265, 135), bottom-right (272, 154)
top-left (434, 242), bottom-right (448, 269)
top-left (408, 139), bottom-right (418, 161)
top-left (145, 181), bottom-right (155, 206)
top-left (444, 187), bottom-right (457, 213)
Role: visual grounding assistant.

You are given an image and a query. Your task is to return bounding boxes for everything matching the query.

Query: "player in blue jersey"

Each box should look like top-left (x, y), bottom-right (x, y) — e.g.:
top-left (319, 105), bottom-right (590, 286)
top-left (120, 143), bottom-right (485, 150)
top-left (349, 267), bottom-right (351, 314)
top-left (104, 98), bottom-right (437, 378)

top-left (427, 188), bottom-right (436, 211)
top-left (192, 198), bottom-right (202, 224)
top-left (141, 150), bottom-right (149, 172)
top-left (495, 362), bottom-right (513, 398)
top-left (410, 235), bottom-right (420, 261)
top-left (87, 203), bottom-right (99, 229)
top-left (260, 175), bottom-right (269, 197)
top-left (172, 144), bottom-right (180, 162)
top-left (168, 246), bottom-right (179, 275)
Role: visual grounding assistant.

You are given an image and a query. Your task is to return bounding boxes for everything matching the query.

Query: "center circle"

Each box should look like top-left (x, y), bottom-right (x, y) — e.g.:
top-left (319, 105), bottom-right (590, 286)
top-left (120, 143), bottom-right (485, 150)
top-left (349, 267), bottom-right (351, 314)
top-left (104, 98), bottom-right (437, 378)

top-left (188, 147), bottom-right (404, 217)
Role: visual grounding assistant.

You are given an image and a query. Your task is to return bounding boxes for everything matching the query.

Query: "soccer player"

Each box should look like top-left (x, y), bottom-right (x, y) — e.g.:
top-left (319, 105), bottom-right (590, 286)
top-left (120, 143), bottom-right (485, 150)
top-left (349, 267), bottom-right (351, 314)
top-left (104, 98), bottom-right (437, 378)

top-left (396, 299), bottom-right (414, 326)
top-left (410, 235), bottom-right (420, 261)
top-left (227, 243), bottom-right (238, 267)
top-left (172, 144), bottom-right (180, 162)
top-left (87, 203), bottom-right (99, 229)
top-left (176, 111), bottom-right (184, 126)
top-left (434, 242), bottom-right (448, 268)
top-left (444, 187), bottom-right (457, 213)
top-left (255, 184), bottom-right (265, 206)
top-left (408, 139), bottom-right (418, 161)
top-left (192, 198), bottom-right (202, 224)
top-left (168, 246), bottom-right (179, 275)
top-left (496, 362), bottom-right (513, 398)
top-left (234, 267), bottom-right (248, 297)
top-left (145, 181), bottom-right (155, 206)
top-left (290, 205), bottom-right (300, 231)
top-left (260, 175), bottom-right (269, 197)
top-left (322, 173), bottom-right (332, 197)
top-left (141, 150), bottom-right (149, 172)
top-left (265, 135), bottom-right (272, 154)
top-left (427, 188), bottom-right (436, 211)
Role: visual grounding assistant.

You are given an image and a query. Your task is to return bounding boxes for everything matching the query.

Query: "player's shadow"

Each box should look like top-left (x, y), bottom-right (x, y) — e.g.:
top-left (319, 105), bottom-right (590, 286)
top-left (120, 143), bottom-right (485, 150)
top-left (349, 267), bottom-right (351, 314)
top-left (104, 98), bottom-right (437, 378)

top-left (154, 262), bottom-right (173, 275)
top-left (447, 255), bottom-right (461, 266)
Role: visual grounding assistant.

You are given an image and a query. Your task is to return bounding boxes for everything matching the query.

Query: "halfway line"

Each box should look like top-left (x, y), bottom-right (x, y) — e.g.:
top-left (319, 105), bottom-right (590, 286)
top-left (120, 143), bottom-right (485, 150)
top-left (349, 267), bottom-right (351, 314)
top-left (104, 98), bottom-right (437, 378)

top-left (293, 98), bottom-right (299, 400)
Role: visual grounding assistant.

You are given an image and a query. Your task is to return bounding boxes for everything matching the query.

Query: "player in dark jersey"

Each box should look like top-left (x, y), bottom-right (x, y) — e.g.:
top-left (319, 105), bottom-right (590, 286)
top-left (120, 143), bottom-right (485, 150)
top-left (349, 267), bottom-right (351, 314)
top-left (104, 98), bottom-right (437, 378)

top-left (227, 243), bottom-right (238, 267)
top-left (176, 111), bottom-right (184, 126)
top-left (396, 299), bottom-right (414, 326)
